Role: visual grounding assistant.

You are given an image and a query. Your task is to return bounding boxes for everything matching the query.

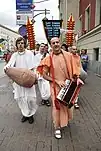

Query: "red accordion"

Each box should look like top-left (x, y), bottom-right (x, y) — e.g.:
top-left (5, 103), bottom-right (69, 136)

top-left (57, 80), bottom-right (82, 108)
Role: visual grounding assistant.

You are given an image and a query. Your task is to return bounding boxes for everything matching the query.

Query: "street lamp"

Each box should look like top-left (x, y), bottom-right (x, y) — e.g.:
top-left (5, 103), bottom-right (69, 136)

top-left (31, 0), bottom-right (50, 24)
top-left (31, 9), bottom-right (50, 23)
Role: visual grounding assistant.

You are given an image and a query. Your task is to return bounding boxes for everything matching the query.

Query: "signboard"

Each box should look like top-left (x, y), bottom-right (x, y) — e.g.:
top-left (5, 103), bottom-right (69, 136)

top-left (16, 0), bottom-right (33, 11)
top-left (16, 12), bottom-right (32, 25)
top-left (16, 0), bottom-right (33, 25)
top-left (42, 20), bottom-right (63, 44)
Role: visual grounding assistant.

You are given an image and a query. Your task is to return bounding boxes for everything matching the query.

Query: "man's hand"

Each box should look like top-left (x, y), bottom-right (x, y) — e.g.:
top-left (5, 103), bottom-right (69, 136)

top-left (4, 65), bottom-right (10, 73)
top-left (77, 78), bottom-right (84, 86)
top-left (34, 79), bottom-right (38, 84)
top-left (55, 80), bottom-right (66, 88)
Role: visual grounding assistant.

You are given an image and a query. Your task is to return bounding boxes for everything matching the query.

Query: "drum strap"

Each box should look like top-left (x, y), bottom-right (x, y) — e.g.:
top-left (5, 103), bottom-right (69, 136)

top-left (62, 52), bottom-right (71, 80)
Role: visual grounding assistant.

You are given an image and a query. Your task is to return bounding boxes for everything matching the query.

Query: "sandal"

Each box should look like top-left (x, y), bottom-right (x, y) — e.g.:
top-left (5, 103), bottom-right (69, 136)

top-left (74, 103), bottom-right (79, 109)
top-left (46, 100), bottom-right (51, 106)
top-left (54, 129), bottom-right (62, 139)
top-left (41, 100), bottom-right (45, 105)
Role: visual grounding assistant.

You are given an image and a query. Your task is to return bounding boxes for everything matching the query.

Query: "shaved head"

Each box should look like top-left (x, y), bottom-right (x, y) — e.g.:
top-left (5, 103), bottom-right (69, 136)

top-left (72, 46), bottom-right (77, 50)
top-left (71, 45), bottom-right (77, 54)
top-left (50, 37), bottom-right (60, 44)
top-left (50, 37), bottom-right (61, 54)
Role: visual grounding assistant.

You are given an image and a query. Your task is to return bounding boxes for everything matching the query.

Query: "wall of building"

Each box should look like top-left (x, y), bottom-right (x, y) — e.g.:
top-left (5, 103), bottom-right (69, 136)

top-left (78, 25), bottom-right (101, 74)
top-left (59, 0), bottom-right (101, 74)
top-left (78, 0), bottom-right (101, 75)
top-left (79, 0), bottom-right (96, 33)
top-left (59, 0), bottom-right (67, 29)
top-left (59, 0), bottom-right (80, 43)
top-left (66, 0), bottom-right (80, 33)
top-left (0, 25), bottom-right (20, 51)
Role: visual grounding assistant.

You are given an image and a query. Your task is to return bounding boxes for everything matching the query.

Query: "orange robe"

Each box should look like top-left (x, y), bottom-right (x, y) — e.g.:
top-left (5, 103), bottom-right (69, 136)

top-left (37, 50), bottom-right (80, 128)
top-left (70, 53), bottom-right (81, 76)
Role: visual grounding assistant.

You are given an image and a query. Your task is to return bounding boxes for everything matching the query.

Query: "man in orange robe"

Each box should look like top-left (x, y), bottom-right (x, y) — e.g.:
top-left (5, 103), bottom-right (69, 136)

top-left (37, 37), bottom-right (83, 139)
top-left (69, 46), bottom-right (82, 109)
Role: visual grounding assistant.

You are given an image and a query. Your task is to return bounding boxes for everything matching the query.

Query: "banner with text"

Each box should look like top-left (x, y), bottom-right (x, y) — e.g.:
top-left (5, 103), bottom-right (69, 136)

top-left (42, 20), bottom-right (63, 44)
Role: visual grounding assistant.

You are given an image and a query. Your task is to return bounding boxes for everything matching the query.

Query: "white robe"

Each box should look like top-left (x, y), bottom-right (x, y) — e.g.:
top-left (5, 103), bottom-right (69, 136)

top-left (34, 52), bottom-right (44, 67)
top-left (4, 50), bottom-right (38, 117)
top-left (34, 52), bottom-right (51, 100)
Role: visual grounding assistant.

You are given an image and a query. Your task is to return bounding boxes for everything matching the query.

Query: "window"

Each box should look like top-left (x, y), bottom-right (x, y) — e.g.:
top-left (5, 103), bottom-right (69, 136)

top-left (94, 48), bottom-right (99, 61)
top-left (85, 5), bottom-right (90, 31)
top-left (100, 0), bottom-right (101, 24)
top-left (79, 16), bottom-right (82, 36)
top-left (95, 0), bottom-right (101, 25)
top-left (79, 0), bottom-right (82, 17)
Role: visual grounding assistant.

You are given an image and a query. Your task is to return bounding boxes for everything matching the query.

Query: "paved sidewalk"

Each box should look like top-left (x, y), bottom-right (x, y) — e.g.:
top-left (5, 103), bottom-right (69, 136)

top-left (0, 72), bottom-right (101, 151)
top-left (0, 60), bottom-right (5, 75)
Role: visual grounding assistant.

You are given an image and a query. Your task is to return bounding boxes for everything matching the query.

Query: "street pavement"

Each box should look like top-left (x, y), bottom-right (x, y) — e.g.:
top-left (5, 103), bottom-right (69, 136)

top-left (0, 60), bottom-right (5, 75)
top-left (0, 72), bottom-right (101, 151)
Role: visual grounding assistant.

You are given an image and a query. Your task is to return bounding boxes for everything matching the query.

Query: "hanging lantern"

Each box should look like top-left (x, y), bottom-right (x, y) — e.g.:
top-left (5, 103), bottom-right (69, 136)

top-left (66, 14), bottom-right (75, 46)
top-left (26, 17), bottom-right (35, 50)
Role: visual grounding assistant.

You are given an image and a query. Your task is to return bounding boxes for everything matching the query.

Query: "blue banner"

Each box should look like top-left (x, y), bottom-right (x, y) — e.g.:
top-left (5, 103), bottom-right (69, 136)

top-left (16, 0), bottom-right (33, 11)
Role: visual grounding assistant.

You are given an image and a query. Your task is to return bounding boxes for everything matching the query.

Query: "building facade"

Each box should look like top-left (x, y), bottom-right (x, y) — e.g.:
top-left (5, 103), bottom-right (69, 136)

top-left (58, 0), bottom-right (80, 42)
top-left (58, 0), bottom-right (101, 74)
top-left (0, 24), bottom-right (20, 51)
top-left (78, 0), bottom-right (101, 74)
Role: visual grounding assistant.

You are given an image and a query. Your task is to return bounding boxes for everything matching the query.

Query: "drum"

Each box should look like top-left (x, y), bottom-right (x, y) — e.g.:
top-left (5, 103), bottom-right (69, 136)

top-left (5, 67), bottom-right (37, 88)
top-left (57, 80), bottom-right (82, 108)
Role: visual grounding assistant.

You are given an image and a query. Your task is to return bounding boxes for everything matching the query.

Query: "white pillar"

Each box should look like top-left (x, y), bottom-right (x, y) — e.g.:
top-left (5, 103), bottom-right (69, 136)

top-left (98, 48), bottom-right (101, 61)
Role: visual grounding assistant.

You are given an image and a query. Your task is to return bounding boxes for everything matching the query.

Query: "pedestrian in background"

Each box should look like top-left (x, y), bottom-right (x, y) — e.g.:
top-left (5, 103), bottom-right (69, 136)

top-left (70, 46), bottom-right (82, 109)
top-left (35, 43), bottom-right (51, 106)
top-left (35, 43), bottom-right (40, 55)
top-left (61, 43), bottom-right (68, 52)
top-left (81, 49), bottom-right (89, 72)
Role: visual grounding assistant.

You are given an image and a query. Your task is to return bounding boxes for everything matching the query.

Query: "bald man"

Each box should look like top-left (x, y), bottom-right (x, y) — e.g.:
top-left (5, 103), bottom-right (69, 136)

top-left (38, 37), bottom-right (82, 139)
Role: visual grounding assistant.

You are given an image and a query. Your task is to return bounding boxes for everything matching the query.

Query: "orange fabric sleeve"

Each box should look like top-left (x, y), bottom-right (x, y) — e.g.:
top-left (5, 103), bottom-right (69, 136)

top-left (37, 55), bottom-right (50, 75)
top-left (71, 54), bottom-right (81, 76)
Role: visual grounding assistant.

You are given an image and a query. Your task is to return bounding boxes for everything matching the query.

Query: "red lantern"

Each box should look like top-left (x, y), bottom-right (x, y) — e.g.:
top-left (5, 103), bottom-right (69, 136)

top-left (66, 14), bottom-right (75, 46)
top-left (26, 17), bottom-right (35, 50)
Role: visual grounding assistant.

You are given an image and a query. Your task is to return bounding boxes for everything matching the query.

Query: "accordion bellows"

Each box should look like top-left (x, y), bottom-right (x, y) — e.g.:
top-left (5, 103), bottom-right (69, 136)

top-left (5, 67), bottom-right (37, 88)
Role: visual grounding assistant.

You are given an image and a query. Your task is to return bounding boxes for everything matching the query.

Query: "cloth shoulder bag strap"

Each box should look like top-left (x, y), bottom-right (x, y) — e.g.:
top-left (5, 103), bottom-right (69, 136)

top-left (50, 54), bottom-right (60, 110)
top-left (62, 52), bottom-right (71, 80)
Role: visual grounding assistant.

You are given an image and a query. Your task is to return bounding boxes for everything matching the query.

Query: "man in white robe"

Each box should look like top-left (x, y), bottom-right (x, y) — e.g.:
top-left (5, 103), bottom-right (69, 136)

top-left (35, 43), bottom-right (51, 106)
top-left (4, 37), bottom-right (38, 124)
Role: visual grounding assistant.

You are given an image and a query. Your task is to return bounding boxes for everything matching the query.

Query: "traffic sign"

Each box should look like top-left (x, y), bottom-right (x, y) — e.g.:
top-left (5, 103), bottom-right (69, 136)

top-left (16, 12), bottom-right (32, 25)
top-left (16, 0), bottom-right (33, 12)
top-left (18, 25), bottom-right (27, 37)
